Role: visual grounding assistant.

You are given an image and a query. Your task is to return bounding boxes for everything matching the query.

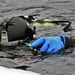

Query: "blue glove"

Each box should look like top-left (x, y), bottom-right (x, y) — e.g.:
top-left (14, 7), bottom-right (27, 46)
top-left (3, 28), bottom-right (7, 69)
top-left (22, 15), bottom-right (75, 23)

top-left (32, 36), bottom-right (66, 53)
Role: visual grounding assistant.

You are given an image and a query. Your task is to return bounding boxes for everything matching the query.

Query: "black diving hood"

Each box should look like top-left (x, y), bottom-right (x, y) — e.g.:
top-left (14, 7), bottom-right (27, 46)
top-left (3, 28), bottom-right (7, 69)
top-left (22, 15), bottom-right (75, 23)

top-left (0, 17), bottom-right (36, 46)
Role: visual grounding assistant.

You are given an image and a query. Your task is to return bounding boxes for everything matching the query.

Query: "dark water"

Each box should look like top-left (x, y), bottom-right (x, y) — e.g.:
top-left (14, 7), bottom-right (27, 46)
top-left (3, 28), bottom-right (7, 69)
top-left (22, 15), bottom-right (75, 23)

top-left (0, 0), bottom-right (75, 75)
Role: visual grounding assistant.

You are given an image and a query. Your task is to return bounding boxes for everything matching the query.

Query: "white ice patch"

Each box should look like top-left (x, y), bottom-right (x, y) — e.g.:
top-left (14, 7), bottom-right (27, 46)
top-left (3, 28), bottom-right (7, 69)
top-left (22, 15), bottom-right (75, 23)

top-left (0, 66), bottom-right (40, 75)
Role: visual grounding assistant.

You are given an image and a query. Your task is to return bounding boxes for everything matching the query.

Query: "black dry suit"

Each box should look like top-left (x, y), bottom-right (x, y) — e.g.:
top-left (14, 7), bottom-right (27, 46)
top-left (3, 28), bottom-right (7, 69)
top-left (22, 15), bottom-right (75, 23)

top-left (0, 16), bottom-right (35, 42)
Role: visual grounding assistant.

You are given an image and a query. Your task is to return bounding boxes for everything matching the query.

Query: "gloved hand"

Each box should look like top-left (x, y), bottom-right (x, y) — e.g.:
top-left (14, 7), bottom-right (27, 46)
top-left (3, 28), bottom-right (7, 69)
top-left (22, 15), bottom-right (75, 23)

top-left (32, 36), bottom-right (66, 53)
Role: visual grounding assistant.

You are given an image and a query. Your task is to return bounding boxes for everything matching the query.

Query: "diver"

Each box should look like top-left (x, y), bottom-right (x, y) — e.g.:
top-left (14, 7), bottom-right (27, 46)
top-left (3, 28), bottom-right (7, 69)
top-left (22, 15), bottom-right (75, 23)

top-left (0, 14), bottom-right (74, 54)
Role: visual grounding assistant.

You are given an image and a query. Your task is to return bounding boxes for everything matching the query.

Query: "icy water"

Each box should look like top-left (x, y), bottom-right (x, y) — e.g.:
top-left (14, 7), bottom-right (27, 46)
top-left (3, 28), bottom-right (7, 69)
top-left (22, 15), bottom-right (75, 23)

top-left (0, 0), bottom-right (75, 75)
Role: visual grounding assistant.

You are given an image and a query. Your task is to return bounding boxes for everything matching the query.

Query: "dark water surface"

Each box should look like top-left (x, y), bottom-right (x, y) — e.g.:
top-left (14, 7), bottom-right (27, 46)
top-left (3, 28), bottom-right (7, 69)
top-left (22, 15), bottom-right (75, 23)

top-left (0, 0), bottom-right (75, 75)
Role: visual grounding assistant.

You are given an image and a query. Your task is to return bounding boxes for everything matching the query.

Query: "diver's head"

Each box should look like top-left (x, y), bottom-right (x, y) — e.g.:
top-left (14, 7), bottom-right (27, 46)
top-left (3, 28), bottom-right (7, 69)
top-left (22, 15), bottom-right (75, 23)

top-left (0, 16), bottom-right (36, 46)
